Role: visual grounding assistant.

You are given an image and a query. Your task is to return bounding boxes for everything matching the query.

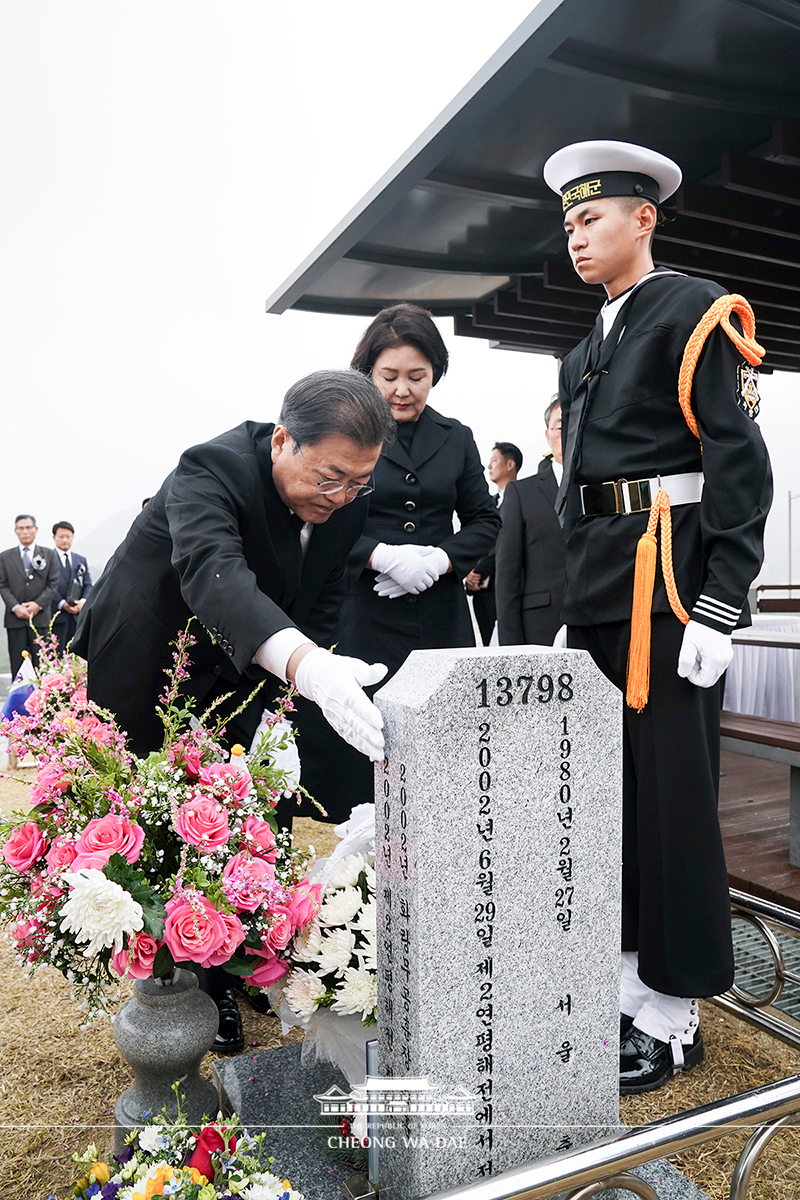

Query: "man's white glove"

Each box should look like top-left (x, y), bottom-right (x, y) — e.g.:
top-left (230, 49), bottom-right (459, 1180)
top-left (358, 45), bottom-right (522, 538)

top-left (370, 542), bottom-right (439, 594)
top-left (553, 624), bottom-right (568, 649)
top-left (372, 545), bottom-right (450, 598)
top-left (250, 714), bottom-right (300, 797)
top-left (295, 648), bottom-right (388, 760)
top-left (677, 619), bottom-right (733, 688)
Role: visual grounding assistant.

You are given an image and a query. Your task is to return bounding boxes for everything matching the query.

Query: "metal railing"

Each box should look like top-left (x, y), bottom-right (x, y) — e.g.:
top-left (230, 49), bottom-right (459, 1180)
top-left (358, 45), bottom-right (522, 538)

top-left (714, 888), bottom-right (800, 1048)
top-left (417, 1074), bottom-right (800, 1200)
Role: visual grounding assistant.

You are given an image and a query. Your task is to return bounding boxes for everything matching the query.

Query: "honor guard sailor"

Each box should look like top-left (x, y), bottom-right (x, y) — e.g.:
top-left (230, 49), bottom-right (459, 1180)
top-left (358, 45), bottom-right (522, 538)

top-left (543, 140), bottom-right (772, 1092)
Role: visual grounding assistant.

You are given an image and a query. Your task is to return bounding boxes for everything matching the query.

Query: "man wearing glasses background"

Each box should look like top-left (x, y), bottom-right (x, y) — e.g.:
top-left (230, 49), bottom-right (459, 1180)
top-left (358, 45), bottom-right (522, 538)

top-left (0, 514), bottom-right (59, 677)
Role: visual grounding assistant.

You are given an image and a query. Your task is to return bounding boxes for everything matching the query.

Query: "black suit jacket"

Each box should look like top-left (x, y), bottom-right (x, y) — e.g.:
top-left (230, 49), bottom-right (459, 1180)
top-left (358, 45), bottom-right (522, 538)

top-left (337, 404), bottom-right (500, 674)
top-left (495, 457), bottom-right (566, 646)
top-left (73, 421), bottom-right (370, 755)
top-left (0, 544), bottom-right (59, 628)
top-left (53, 552), bottom-right (92, 628)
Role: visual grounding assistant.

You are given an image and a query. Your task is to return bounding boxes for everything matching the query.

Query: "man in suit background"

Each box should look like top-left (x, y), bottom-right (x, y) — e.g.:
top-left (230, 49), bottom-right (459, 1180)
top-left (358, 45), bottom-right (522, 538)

top-left (495, 400), bottom-right (566, 646)
top-left (0, 514), bottom-right (59, 676)
top-left (73, 369), bottom-right (395, 1054)
top-left (465, 441), bottom-right (522, 644)
top-left (51, 521), bottom-right (93, 653)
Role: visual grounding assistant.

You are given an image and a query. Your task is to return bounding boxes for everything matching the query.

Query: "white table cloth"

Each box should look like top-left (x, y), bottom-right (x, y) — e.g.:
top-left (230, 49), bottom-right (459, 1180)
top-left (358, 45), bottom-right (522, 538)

top-left (724, 614), bottom-right (800, 721)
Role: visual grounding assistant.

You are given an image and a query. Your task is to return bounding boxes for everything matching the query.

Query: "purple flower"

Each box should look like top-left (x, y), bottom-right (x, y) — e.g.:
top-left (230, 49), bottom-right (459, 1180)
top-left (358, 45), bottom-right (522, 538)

top-left (100, 1183), bottom-right (121, 1200)
top-left (114, 1145), bottom-right (133, 1164)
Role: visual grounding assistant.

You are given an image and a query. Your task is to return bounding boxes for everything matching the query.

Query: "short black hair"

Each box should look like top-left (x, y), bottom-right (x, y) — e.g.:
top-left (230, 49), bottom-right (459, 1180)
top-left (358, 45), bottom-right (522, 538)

top-left (52, 521), bottom-right (74, 536)
top-left (351, 303), bottom-right (449, 386)
top-left (493, 442), bottom-right (523, 472)
top-left (279, 368), bottom-right (395, 451)
top-left (544, 397), bottom-right (561, 427)
top-left (14, 514), bottom-right (36, 527)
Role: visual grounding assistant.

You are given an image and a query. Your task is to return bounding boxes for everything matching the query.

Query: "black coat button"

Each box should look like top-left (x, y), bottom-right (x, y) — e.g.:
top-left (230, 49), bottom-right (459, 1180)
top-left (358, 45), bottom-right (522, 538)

top-left (404, 500), bottom-right (416, 511)
top-left (406, 595), bottom-right (418, 603)
top-left (213, 665), bottom-right (222, 675)
top-left (405, 472), bottom-right (417, 484)
top-left (403, 521), bottom-right (416, 533)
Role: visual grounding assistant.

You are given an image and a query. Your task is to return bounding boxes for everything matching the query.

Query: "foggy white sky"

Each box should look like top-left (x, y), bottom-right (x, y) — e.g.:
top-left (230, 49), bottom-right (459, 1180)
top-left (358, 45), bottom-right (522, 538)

top-left (1, 1), bottom-right (797, 582)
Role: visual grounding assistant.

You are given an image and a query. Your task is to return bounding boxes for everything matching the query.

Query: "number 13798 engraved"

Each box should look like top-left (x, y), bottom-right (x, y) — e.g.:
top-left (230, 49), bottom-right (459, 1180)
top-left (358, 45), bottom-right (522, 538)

top-left (476, 674), bottom-right (573, 707)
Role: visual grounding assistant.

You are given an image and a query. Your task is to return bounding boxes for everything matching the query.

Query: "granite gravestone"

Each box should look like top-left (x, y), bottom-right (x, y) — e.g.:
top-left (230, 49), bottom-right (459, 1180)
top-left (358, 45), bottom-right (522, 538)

top-left (374, 646), bottom-right (622, 1200)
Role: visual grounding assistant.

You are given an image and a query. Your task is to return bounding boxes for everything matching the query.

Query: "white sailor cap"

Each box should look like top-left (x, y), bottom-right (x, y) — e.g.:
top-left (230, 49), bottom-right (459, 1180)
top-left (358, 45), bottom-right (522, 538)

top-left (543, 140), bottom-right (682, 215)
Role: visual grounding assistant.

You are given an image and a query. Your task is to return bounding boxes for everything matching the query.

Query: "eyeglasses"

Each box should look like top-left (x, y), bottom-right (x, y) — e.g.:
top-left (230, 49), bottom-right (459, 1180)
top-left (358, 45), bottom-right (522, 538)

top-left (295, 442), bottom-right (374, 498)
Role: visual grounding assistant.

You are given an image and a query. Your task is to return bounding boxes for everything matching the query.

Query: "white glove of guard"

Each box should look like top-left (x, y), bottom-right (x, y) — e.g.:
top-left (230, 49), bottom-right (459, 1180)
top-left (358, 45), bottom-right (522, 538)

top-left (372, 545), bottom-right (450, 598)
top-left (295, 648), bottom-right (388, 761)
top-left (250, 714), bottom-right (301, 797)
top-left (677, 619), bottom-right (733, 688)
top-left (552, 624), bottom-right (568, 649)
top-left (370, 542), bottom-right (438, 594)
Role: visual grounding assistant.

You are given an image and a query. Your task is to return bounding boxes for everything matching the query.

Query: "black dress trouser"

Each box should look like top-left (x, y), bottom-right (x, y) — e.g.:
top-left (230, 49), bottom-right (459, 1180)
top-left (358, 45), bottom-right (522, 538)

top-left (568, 615), bottom-right (734, 999)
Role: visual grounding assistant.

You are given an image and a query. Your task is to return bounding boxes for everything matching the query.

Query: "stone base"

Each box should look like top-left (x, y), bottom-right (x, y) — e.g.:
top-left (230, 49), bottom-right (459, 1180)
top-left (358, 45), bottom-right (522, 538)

top-left (214, 1044), bottom-right (709, 1200)
top-left (214, 1042), bottom-right (356, 1200)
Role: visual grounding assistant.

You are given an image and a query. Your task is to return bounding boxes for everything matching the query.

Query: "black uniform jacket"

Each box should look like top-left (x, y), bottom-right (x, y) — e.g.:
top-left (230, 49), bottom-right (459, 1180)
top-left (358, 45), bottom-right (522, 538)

top-left (0, 545), bottom-right (59, 629)
top-left (73, 421), bottom-right (369, 753)
top-left (559, 272), bottom-right (772, 631)
top-left (336, 404), bottom-right (501, 674)
top-left (495, 456), bottom-right (565, 646)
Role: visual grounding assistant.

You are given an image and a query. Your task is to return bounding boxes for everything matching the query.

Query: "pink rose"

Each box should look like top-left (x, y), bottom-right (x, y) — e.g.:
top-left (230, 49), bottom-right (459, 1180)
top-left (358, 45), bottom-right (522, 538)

top-left (240, 815), bottom-right (278, 863)
top-left (2, 823), bottom-right (49, 873)
top-left (30, 762), bottom-right (71, 806)
top-left (111, 931), bottom-right (163, 980)
top-left (163, 893), bottom-right (231, 968)
top-left (40, 672), bottom-right (67, 695)
top-left (284, 880), bottom-right (321, 932)
top-left (264, 906), bottom-right (293, 952)
top-left (45, 837), bottom-right (77, 875)
top-left (221, 853), bottom-right (275, 912)
top-left (175, 796), bottom-right (230, 852)
top-left (74, 714), bottom-right (115, 745)
top-left (183, 744), bottom-right (203, 778)
top-left (243, 944), bottom-right (289, 989)
top-left (30, 870), bottom-right (61, 899)
top-left (70, 686), bottom-right (88, 709)
top-left (73, 815), bottom-right (145, 870)
top-left (198, 761), bottom-right (251, 801)
top-left (24, 690), bottom-right (43, 715)
top-left (204, 910), bottom-right (246, 967)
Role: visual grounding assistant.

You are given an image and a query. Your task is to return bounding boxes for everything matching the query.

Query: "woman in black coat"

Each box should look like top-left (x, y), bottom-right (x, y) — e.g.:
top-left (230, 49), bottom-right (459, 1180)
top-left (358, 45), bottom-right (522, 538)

top-left (301, 304), bottom-right (500, 815)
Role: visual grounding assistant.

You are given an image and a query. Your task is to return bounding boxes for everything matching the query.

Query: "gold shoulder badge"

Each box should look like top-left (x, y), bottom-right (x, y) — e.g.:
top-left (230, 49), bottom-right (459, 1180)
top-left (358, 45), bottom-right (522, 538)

top-left (737, 363), bottom-right (760, 419)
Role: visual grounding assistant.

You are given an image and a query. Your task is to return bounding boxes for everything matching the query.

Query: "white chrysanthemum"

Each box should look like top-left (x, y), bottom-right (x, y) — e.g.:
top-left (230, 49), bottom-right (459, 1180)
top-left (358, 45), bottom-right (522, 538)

top-left (355, 929), bottom-right (377, 972)
top-left (292, 919), bottom-right (323, 963)
top-left (353, 900), bottom-right (376, 933)
top-left (332, 966), bottom-right (377, 1019)
top-left (285, 968), bottom-right (328, 1020)
top-left (316, 927), bottom-right (356, 975)
top-left (364, 859), bottom-right (376, 889)
top-left (137, 1125), bottom-right (170, 1153)
top-left (327, 852), bottom-right (365, 889)
top-left (318, 885), bottom-right (362, 926)
top-left (243, 1173), bottom-right (305, 1200)
top-left (60, 868), bottom-right (143, 957)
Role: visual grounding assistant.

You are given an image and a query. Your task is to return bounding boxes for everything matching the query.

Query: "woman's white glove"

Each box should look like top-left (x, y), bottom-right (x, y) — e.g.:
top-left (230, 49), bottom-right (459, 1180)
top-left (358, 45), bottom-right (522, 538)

top-left (372, 545), bottom-right (450, 598)
top-left (677, 619), bottom-right (733, 688)
top-left (552, 624), bottom-right (568, 649)
top-left (295, 648), bottom-right (388, 760)
top-left (370, 542), bottom-right (438, 594)
top-left (250, 714), bottom-right (300, 797)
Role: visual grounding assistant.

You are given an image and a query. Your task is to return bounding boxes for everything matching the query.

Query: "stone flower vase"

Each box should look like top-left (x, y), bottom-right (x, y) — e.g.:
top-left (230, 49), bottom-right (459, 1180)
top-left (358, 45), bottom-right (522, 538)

top-left (112, 967), bottom-right (219, 1151)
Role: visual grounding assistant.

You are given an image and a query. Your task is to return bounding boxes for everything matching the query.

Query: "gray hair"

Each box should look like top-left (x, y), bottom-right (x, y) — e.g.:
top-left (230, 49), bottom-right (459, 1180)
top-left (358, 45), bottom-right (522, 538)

top-left (14, 513), bottom-right (36, 526)
top-left (544, 396), bottom-right (561, 428)
top-left (279, 369), bottom-right (395, 450)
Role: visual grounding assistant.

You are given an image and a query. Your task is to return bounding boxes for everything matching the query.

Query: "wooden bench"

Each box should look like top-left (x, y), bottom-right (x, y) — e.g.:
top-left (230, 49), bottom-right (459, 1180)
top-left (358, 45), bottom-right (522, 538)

top-left (720, 709), bottom-right (800, 866)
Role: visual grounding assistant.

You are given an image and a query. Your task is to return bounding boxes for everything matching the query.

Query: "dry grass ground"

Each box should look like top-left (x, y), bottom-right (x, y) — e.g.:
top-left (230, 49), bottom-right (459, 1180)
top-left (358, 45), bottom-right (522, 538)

top-left (2, 769), bottom-right (799, 1199)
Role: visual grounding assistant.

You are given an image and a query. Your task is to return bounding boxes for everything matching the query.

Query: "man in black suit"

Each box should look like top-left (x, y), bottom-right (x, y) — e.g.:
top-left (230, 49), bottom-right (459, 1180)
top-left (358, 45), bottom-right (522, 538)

top-left (465, 441), bottom-right (522, 644)
top-left (51, 522), bottom-right (93, 653)
top-left (73, 370), bottom-right (395, 1053)
top-left (0, 514), bottom-right (59, 676)
top-left (495, 402), bottom-right (565, 646)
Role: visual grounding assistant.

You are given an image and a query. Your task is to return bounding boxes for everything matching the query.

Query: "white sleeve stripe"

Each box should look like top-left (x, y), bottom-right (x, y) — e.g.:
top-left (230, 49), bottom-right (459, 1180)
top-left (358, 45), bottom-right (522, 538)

top-left (693, 603), bottom-right (737, 626)
top-left (698, 593), bottom-right (741, 616)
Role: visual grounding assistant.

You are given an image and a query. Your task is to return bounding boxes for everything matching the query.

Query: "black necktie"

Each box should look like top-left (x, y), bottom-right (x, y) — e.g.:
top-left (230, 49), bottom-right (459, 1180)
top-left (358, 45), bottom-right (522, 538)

top-left (555, 314), bottom-right (604, 521)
